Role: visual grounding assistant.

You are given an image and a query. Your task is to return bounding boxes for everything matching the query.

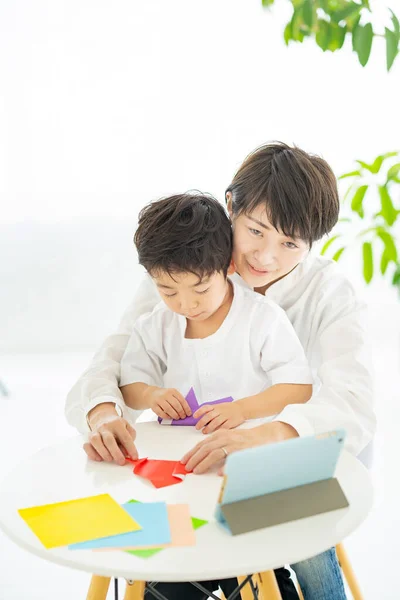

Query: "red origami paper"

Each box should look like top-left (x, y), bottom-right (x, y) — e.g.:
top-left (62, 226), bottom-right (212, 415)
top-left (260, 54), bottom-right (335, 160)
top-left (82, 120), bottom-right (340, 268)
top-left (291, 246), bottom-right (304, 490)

top-left (126, 457), bottom-right (190, 489)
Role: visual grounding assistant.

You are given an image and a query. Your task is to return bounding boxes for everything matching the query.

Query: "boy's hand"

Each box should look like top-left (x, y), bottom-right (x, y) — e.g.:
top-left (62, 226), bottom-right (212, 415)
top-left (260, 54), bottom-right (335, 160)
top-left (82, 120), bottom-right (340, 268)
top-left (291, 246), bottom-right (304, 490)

top-left (194, 402), bottom-right (245, 434)
top-left (146, 387), bottom-right (192, 420)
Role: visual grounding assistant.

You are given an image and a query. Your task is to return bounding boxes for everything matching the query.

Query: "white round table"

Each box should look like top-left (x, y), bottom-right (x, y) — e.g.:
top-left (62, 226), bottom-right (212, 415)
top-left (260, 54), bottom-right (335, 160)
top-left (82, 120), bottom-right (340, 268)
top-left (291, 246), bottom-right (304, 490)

top-left (0, 422), bottom-right (373, 582)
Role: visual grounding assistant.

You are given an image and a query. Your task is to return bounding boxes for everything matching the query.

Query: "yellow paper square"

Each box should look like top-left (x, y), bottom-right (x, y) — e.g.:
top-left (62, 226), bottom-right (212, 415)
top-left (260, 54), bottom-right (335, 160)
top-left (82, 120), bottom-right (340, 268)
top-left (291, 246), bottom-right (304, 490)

top-left (18, 493), bottom-right (141, 549)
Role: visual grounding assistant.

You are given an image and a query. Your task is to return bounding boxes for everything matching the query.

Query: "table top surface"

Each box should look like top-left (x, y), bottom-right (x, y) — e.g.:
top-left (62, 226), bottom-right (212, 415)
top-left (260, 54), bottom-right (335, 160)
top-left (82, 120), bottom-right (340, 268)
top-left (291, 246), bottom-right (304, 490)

top-left (0, 422), bottom-right (373, 581)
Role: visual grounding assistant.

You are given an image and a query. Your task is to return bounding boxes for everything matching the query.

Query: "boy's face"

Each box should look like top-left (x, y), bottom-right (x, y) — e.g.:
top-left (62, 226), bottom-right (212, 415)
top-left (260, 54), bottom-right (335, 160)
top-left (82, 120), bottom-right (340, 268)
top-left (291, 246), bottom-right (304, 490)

top-left (229, 203), bottom-right (310, 289)
top-left (152, 269), bottom-right (232, 321)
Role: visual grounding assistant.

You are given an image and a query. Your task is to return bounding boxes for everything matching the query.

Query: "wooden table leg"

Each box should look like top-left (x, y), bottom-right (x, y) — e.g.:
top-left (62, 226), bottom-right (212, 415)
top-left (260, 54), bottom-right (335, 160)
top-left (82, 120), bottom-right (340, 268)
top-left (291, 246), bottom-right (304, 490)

top-left (256, 571), bottom-right (283, 600)
top-left (336, 543), bottom-right (364, 600)
top-left (86, 575), bottom-right (111, 600)
top-left (123, 580), bottom-right (145, 600)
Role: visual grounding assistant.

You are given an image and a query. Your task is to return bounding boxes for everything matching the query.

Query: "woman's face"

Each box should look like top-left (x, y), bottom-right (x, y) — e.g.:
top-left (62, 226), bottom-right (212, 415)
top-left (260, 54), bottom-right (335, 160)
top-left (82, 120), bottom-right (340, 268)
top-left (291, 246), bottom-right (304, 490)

top-left (228, 199), bottom-right (310, 289)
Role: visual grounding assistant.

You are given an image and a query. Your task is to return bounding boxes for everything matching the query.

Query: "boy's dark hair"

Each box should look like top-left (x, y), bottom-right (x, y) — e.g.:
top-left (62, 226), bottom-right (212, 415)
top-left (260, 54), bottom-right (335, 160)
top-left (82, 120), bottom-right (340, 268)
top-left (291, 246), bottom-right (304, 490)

top-left (225, 142), bottom-right (339, 246)
top-left (134, 193), bottom-right (232, 278)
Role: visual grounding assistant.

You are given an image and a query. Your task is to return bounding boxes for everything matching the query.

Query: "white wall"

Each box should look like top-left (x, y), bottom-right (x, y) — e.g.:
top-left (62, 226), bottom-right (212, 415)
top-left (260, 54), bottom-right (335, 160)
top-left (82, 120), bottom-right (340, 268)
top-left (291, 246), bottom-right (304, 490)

top-left (1, 0), bottom-right (399, 351)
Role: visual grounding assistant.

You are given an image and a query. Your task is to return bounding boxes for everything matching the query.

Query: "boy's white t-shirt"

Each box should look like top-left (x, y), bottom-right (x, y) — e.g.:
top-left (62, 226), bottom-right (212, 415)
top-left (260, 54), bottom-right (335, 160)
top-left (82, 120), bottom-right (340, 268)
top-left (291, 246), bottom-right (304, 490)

top-left (119, 280), bottom-right (312, 405)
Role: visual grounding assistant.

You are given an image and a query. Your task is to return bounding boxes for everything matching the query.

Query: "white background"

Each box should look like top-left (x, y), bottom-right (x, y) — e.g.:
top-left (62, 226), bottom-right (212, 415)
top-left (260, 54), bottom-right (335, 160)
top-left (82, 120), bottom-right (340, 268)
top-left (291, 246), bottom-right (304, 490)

top-left (0, 1), bottom-right (398, 598)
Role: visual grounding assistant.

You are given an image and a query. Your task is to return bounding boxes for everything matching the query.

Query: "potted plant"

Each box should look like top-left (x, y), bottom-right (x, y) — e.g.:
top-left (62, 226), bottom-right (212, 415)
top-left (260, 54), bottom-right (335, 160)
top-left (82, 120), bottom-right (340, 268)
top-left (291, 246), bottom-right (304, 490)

top-left (321, 151), bottom-right (400, 292)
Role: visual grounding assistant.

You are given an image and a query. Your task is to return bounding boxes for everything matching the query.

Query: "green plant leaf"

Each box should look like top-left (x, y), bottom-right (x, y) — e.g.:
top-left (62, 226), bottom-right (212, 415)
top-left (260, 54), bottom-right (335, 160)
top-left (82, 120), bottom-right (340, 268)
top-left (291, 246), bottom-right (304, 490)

top-left (350, 184), bottom-right (368, 217)
top-left (390, 9), bottom-right (400, 38)
top-left (376, 228), bottom-right (398, 262)
top-left (284, 21), bottom-right (293, 45)
top-left (338, 170), bottom-right (361, 179)
top-left (378, 185), bottom-right (397, 226)
top-left (380, 250), bottom-right (390, 275)
top-left (302, 0), bottom-right (313, 28)
top-left (353, 22), bottom-right (373, 67)
top-left (320, 234), bottom-right (341, 256)
top-left (362, 241), bottom-right (373, 283)
top-left (385, 27), bottom-right (399, 71)
top-left (316, 20), bottom-right (331, 51)
top-left (332, 247), bottom-right (345, 262)
top-left (356, 152), bottom-right (397, 174)
top-left (331, 2), bottom-right (361, 24)
top-left (328, 23), bottom-right (347, 51)
top-left (387, 162), bottom-right (400, 181)
top-left (261, 0), bottom-right (275, 6)
top-left (290, 8), bottom-right (306, 42)
top-left (393, 263), bottom-right (400, 288)
top-left (338, 217), bottom-right (352, 223)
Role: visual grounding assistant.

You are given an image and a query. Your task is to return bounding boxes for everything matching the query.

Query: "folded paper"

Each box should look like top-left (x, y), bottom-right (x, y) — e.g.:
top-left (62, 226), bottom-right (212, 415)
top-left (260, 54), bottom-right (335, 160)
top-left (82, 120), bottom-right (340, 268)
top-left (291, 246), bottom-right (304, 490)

top-left (18, 493), bottom-right (140, 549)
top-left (126, 457), bottom-right (189, 488)
top-left (158, 387), bottom-right (234, 426)
top-left (69, 501), bottom-right (170, 550)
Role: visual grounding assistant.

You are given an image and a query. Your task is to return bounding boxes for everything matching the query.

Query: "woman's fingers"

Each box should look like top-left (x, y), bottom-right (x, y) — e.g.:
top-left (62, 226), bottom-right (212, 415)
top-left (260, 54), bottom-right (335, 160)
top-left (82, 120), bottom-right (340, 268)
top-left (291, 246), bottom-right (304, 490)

top-left (101, 431), bottom-right (127, 465)
top-left (120, 424), bottom-right (138, 460)
top-left (89, 432), bottom-right (114, 462)
top-left (83, 442), bottom-right (103, 462)
top-left (183, 432), bottom-right (231, 473)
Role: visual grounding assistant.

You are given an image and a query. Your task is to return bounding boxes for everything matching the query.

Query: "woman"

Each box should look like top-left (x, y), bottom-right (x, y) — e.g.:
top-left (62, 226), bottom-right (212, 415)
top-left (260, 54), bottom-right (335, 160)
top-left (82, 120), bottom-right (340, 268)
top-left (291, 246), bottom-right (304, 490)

top-left (66, 142), bottom-right (375, 600)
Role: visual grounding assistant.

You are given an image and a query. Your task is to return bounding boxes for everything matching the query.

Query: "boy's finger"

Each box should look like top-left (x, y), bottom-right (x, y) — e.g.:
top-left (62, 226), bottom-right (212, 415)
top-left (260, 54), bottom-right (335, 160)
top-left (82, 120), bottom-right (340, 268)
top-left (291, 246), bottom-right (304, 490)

top-left (203, 415), bottom-right (227, 434)
top-left (195, 409), bottom-right (217, 431)
top-left (173, 391), bottom-right (192, 417)
top-left (168, 394), bottom-right (186, 419)
top-left (162, 400), bottom-right (180, 420)
top-left (193, 405), bottom-right (214, 419)
top-left (156, 408), bottom-right (173, 421)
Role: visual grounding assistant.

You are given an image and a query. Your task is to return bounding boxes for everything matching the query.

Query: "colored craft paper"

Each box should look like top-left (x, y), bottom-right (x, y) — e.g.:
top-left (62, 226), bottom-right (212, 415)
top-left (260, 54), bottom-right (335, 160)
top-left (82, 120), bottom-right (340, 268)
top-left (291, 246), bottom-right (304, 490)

top-left (158, 387), bottom-right (234, 426)
top-left (18, 493), bottom-right (140, 549)
top-left (69, 501), bottom-right (170, 550)
top-left (125, 514), bottom-right (209, 558)
top-left (126, 457), bottom-right (189, 488)
top-left (95, 503), bottom-right (196, 552)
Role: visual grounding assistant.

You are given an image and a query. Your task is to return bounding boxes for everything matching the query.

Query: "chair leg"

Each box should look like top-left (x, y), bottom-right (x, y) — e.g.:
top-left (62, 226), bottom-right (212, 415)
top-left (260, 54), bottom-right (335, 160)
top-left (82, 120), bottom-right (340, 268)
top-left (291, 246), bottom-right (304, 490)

top-left (236, 576), bottom-right (258, 600)
top-left (336, 543), bottom-right (364, 600)
top-left (255, 571), bottom-right (282, 600)
top-left (123, 580), bottom-right (145, 600)
top-left (86, 575), bottom-right (111, 600)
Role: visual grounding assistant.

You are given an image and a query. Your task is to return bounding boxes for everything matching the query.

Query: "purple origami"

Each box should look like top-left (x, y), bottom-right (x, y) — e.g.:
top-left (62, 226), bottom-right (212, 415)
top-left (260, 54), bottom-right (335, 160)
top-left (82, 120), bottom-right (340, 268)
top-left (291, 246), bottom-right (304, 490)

top-left (158, 387), bottom-right (234, 426)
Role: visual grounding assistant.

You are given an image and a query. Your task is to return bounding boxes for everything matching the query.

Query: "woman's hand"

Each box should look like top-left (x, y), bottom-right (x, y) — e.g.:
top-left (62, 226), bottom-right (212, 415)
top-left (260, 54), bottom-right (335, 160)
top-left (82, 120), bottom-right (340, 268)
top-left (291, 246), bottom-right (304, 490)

top-left (83, 403), bottom-right (138, 466)
top-left (181, 421), bottom-right (298, 474)
top-left (193, 402), bottom-right (245, 433)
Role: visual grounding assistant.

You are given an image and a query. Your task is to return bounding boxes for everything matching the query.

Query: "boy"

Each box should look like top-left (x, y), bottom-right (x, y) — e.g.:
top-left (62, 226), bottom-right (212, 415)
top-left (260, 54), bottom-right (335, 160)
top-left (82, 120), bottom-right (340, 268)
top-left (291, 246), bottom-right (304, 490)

top-left (119, 192), bottom-right (313, 428)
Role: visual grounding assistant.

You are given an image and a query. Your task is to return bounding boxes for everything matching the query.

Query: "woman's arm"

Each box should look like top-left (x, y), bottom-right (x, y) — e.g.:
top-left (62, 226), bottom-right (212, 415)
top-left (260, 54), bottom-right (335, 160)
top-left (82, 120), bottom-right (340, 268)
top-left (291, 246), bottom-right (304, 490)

top-left (276, 283), bottom-right (376, 456)
top-left (65, 274), bottom-right (159, 433)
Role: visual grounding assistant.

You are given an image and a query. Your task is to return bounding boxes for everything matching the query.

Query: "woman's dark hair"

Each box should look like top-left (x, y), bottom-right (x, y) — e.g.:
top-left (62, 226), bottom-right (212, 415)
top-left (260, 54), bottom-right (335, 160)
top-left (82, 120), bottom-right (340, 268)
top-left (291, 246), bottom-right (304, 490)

top-left (134, 193), bottom-right (232, 278)
top-left (226, 142), bottom-right (339, 245)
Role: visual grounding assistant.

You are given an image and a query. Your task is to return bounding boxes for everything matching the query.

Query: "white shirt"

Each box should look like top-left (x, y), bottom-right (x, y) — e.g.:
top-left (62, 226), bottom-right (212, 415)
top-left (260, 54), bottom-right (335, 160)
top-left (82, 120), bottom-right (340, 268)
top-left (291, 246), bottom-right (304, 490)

top-left (119, 281), bottom-right (312, 405)
top-left (65, 254), bottom-right (376, 455)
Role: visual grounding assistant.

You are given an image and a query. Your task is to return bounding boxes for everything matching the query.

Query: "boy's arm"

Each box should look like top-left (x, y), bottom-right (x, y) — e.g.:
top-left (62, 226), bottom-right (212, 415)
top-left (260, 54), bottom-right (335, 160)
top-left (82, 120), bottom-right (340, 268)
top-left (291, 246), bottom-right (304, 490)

top-left (194, 383), bottom-right (312, 433)
top-left (235, 382), bottom-right (312, 420)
